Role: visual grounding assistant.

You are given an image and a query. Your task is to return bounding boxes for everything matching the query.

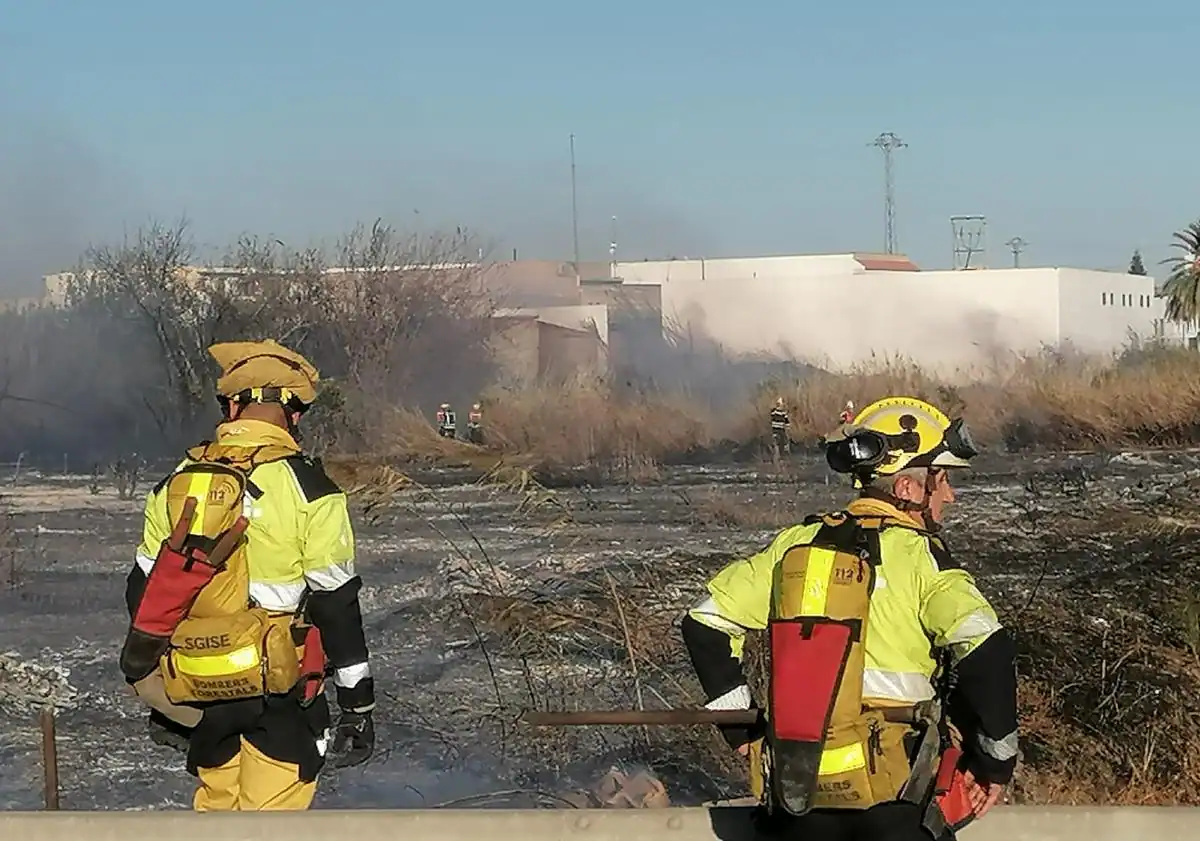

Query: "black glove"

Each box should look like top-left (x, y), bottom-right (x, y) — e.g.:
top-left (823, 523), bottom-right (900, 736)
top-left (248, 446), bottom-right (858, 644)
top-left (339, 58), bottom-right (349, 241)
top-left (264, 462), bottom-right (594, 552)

top-left (331, 710), bottom-right (374, 768)
top-left (719, 709), bottom-right (766, 752)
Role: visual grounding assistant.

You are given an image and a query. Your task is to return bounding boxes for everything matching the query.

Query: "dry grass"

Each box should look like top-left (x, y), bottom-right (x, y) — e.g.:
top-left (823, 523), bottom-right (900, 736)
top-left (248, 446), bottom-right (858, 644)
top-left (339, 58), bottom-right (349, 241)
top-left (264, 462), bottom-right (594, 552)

top-left (686, 488), bottom-right (810, 530)
top-left (375, 345), bottom-right (1200, 472)
top-left (739, 344), bottom-right (1200, 450)
top-left (476, 573), bottom-right (1200, 805)
top-left (479, 379), bottom-right (715, 469)
top-left (447, 471), bottom-right (1200, 806)
top-left (320, 342), bottom-right (1200, 804)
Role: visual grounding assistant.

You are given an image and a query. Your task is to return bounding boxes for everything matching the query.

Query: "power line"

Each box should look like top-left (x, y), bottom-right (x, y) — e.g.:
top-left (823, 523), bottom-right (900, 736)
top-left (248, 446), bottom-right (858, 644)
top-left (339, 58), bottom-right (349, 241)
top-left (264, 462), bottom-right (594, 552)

top-left (870, 132), bottom-right (907, 254)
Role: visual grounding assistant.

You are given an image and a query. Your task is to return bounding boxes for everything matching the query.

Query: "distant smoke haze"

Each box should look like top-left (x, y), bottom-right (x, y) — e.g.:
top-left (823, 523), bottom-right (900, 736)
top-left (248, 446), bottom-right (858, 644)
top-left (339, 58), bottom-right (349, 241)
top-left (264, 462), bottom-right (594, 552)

top-left (0, 100), bottom-right (144, 295)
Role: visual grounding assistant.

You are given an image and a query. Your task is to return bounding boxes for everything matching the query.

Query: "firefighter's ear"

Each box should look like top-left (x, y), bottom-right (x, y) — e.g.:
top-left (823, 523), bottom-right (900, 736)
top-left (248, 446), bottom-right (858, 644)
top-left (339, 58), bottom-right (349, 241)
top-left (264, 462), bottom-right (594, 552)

top-left (890, 472), bottom-right (925, 503)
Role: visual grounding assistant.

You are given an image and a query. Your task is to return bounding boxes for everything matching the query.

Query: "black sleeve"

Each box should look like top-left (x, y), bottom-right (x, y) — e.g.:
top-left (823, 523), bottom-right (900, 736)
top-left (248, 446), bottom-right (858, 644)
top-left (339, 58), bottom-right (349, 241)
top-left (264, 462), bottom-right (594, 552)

top-left (680, 614), bottom-right (760, 749)
top-left (124, 564), bottom-right (148, 619)
top-left (948, 627), bottom-right (1019, 785)
top-left (307, 576), bottom-right (374, 712)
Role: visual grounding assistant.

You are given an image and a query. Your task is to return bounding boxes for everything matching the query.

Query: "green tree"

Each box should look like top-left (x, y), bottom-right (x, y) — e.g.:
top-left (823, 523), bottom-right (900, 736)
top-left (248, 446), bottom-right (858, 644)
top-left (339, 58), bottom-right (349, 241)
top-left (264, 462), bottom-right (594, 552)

top-left (1161, 221), bottom-right (1200, 325)
top-left (1129, 249), bottom-right (1147, 275)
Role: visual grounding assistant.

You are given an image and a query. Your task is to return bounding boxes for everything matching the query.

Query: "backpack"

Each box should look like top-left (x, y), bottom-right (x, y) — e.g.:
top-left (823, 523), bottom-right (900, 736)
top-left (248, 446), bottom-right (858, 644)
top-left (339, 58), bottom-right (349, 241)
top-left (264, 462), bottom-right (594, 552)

top-left (119, 443), bottom-right (309, 704)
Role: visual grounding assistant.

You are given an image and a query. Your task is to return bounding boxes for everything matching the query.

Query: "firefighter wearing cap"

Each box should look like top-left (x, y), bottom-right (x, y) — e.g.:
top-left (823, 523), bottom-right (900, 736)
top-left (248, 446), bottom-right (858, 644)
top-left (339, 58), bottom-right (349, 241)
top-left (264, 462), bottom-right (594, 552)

top-left (769, 397), bottom-right (790, 460)
top-left (121, 339), bottom-right (375, 810)
top-left (680, 396), bottom-right (1017, 840)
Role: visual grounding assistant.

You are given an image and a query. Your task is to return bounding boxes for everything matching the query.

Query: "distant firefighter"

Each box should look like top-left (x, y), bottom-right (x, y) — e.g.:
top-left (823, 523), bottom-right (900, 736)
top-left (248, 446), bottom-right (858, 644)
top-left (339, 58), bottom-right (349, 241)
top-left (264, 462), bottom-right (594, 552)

top-left (466, 402), bottom-right (484, 444)
top-left (769, 397), bottom-right (791, 460)
top-left (436, 403), bottom-right (457, 439)
top-left (839, 400), bottom-right (856, 424)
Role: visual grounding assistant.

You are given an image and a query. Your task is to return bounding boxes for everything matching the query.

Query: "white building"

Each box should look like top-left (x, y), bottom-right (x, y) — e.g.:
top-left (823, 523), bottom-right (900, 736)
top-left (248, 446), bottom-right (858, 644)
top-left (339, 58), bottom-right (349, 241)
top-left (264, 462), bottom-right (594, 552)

top-left (615, 253), bottom-right (1172, 374)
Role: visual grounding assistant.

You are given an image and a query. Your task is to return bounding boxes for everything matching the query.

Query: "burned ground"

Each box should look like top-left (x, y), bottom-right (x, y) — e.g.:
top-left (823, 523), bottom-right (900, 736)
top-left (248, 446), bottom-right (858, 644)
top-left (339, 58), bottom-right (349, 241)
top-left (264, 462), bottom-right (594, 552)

top-left (1, 449), bottom-right (1199, 809)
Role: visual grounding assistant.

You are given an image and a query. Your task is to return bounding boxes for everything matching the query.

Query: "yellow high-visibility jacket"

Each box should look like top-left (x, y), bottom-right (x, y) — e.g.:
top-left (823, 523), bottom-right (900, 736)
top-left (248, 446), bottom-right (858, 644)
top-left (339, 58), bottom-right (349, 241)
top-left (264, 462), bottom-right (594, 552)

top-left (681, 496), bottom-right (1018, 784)
top-left (127, 418), bottom-right (374, 713)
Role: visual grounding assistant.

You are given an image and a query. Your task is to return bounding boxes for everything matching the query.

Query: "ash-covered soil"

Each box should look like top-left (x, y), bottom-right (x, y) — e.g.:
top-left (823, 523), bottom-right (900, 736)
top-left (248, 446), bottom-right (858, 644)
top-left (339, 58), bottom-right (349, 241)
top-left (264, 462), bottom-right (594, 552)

top-left (2, 448), bottom-right (1199, 810)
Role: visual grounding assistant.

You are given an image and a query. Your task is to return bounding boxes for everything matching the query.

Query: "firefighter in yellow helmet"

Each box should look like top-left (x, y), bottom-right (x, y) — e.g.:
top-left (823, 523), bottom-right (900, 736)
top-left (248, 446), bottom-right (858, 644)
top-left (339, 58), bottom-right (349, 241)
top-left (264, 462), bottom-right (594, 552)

top-left (119, 339), bottom-right (375, 810)
top-left (680, 397), bottom-right (1017, 840)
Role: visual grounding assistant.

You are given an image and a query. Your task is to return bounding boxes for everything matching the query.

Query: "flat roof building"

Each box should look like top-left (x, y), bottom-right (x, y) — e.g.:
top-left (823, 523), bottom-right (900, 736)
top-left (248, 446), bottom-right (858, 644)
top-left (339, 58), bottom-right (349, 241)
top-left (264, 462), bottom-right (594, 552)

top-left (616, 253), bottom-right (1169, 374)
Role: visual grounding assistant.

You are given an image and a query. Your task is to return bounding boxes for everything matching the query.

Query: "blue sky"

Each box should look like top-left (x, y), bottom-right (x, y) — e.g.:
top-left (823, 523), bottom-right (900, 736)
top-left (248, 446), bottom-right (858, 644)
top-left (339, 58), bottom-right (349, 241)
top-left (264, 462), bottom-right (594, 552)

top-left (0, 1), bottom-right (1194, 290)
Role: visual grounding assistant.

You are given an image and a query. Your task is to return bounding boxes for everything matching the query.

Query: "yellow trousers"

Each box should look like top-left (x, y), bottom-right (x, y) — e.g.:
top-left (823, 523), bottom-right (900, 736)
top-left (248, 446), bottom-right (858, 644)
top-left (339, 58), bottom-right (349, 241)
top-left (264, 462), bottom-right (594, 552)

top-left (193, 737), bottom-right (316, 811)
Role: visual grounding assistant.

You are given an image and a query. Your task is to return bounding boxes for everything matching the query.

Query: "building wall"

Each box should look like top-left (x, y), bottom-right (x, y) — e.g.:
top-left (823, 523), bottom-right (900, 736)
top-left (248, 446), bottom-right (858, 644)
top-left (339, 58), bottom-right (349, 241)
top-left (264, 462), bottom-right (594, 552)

top-left (616, 257), bottom-right (1108, 373)
top-left (620, 254), bottom-right (866, 286)
top-left (488, 314), bottom-right (608, 385)
top-left (870, 268), bottom-right (1062, 371)
top-left (537, 321), bottom-right (607, 382)
top-left (1056, 269), bottom-right (1161, 353)
top-left (534, 305), bottom-right (609, 345)
top-left (476, 260), bottom-right (611, 307)
top-left (493, 305), bottom-right (609, 345)
top-left (579, 279), bottom-right (662, 317)
top-left (580, 280), bottom-right (666, 373)
top-left (487, 317), bottom-right (541, 386)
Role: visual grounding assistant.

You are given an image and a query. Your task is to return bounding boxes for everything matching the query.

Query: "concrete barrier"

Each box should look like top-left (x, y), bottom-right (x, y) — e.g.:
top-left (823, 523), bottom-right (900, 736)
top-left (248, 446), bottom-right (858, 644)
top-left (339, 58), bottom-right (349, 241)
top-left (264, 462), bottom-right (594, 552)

top-left (1, 806), bottom-right (1198, 840)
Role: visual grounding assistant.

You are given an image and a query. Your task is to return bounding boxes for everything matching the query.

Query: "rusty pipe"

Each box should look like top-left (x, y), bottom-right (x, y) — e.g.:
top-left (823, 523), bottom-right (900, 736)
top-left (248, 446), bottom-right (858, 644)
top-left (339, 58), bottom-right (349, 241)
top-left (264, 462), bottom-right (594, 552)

top-left (523, 709), bottom-right (761, 727)
top-left (40, 707), bottom-right (59, 810)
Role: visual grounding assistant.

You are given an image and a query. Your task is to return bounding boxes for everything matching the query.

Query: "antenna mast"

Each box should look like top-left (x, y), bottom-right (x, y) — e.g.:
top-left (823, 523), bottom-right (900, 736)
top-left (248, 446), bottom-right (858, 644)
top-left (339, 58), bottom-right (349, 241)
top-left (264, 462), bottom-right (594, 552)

top-left (609, 214), bottom-right (618, 279)
top-left (1005, 236), bottom-right (1027, 268)
top-left (870, 132), bottom-right (907, 254)
top-left (570, 133), bottom-right (581, 283)
top-left (951, 215), bottom-right (987, 269)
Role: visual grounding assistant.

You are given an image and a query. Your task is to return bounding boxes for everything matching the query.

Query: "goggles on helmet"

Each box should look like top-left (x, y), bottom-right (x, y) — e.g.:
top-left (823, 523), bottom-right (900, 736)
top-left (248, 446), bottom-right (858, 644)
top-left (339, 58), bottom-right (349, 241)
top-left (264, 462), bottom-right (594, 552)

top-left (824, 428), bottom-right (919, 475)
top-left (943, 417), bottom-right (977, 461)
top-left (825, 416), bottom-right (975, 476)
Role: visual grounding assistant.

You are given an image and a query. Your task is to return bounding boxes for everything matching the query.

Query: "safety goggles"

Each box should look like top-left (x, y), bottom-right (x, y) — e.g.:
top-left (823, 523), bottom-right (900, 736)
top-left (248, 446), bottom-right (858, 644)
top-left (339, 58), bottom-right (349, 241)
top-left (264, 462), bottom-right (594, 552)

top-left (824, 427), bottom-right (919, 475)
top-left (825, 417), bottom-right (975, 476)
top-left (944, 417), bottom-right (977, 460)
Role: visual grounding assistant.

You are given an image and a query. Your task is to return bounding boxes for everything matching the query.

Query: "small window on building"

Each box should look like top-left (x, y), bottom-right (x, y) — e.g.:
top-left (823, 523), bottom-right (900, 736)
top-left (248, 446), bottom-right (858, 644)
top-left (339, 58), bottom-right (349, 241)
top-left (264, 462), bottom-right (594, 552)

top-left (1101, 292), bottom-right (1108, 305)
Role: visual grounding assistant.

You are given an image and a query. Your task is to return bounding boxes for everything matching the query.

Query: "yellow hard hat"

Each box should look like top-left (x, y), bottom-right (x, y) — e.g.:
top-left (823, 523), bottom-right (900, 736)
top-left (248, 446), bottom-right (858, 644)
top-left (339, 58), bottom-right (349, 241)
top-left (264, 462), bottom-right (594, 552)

top-left (209, 339), bottom-right (319, 408)
top-left (825, 396), bottom-right (976, 479)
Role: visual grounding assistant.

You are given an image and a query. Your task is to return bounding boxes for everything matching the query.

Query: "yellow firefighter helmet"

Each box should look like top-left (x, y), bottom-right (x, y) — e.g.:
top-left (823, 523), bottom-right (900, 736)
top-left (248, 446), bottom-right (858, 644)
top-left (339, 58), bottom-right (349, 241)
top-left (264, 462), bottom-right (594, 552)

top-left (825, 396), bottom-right (977, 480)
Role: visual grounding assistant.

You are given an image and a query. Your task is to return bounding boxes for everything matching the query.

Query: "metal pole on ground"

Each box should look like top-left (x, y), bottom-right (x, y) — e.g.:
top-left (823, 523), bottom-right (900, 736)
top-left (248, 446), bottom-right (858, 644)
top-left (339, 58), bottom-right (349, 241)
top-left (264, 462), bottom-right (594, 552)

top-left (40, 706), bottom-right (59, 810)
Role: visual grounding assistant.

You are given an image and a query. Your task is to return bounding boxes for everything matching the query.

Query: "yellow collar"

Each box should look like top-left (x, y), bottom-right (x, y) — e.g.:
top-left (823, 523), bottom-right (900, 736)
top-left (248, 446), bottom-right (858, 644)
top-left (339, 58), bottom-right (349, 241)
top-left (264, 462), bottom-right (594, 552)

top-left (212, 418), bottom-right (301, 453)
top-left (846, 496), bottom-right (927, 531)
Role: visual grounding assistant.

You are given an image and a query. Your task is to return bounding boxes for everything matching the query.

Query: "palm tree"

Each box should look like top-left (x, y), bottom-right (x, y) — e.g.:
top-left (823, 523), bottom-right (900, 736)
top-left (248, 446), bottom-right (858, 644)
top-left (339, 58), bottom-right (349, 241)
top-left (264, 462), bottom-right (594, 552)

top-left (1161, 220), bottom-right (1200, 325)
